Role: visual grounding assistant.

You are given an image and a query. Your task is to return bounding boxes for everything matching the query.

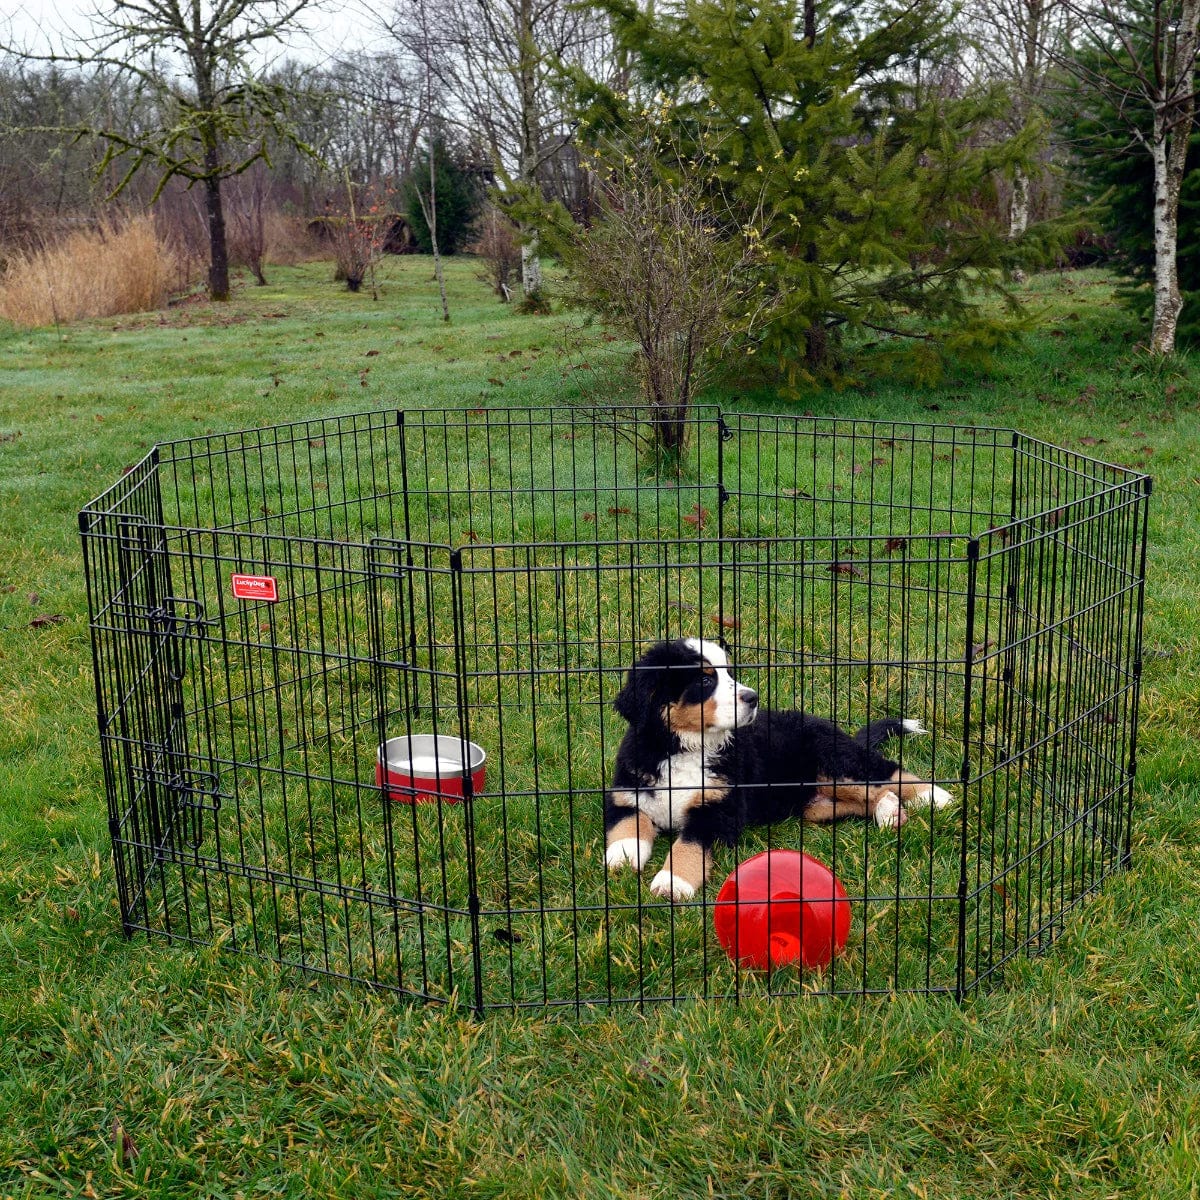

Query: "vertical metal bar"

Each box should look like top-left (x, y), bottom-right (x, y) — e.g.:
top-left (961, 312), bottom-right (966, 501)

top-left (367, 537), bottom-right (404, 990)
top-left (1124, 476), bottom-right (1153, 868)
top-left (449, 548), bottom-right (486, 1016)
top-left (396, 410), bottom-right (423, 719)
top-left (956, 537), bottom-right (981, 1002)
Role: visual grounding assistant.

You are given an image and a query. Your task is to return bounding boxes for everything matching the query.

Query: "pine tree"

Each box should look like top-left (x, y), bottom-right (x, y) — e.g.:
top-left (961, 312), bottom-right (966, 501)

top-left (579, 0), bottom-right (1064, 384)
top-left (404, 135), bottom-right (486, 255)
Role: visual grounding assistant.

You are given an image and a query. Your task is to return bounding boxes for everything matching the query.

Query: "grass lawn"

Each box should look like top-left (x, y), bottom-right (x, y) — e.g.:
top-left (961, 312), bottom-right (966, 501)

top-left (2, 257), bottom-right (1200, 1197)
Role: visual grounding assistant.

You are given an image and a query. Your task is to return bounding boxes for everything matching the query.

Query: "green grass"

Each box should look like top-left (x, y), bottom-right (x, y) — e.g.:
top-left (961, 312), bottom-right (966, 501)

top-left (3, 258), bottom-right (1200, 1197)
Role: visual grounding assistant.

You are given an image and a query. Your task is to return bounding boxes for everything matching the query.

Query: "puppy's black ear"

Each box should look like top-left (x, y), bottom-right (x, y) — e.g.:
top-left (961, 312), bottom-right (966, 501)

top-left (613, 662), bottom-right (654, 725)
top-left (613, 640), bottom-right (685, 725)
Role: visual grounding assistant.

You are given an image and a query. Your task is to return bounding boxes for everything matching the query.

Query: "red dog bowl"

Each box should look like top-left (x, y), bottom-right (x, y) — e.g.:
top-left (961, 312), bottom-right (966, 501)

top-left (376, 734), bottom-right (486, 804)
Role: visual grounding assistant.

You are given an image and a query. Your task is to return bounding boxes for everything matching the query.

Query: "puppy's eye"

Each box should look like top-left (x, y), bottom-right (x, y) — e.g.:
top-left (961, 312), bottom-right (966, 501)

top-left (698, 672), bottom-right (718, 696)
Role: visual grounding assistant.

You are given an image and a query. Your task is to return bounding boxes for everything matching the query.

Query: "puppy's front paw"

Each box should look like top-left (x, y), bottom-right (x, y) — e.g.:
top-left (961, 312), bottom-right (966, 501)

top-left (649, 869), bottom-right (695, 901)
top-left (911, 783), bottom-right (954, 810)
top-left (874, 792), bottom-right (907, 830)
top-left (606, 838), bottom-right (654, 872)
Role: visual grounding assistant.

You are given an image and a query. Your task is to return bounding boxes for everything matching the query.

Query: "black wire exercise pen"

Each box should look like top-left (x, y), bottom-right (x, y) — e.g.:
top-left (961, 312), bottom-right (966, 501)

top-left (79, 406), bottom-right (1150, 1012)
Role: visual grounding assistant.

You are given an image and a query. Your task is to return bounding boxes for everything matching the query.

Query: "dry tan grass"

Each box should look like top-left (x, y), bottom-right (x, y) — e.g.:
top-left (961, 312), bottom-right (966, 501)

top-left (0, 216), bottom-right (179, 327)
top-left (264, 211), bottom-right (327, 265)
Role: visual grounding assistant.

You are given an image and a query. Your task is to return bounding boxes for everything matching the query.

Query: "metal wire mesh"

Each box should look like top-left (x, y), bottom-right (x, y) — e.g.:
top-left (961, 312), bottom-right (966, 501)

top-left (79, 406), bottom-right (1150, 1012)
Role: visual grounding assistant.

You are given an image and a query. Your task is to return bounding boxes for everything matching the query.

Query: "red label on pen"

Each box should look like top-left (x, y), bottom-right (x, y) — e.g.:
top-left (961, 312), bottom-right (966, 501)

top-left (231, 573), bottom-right (279, 602)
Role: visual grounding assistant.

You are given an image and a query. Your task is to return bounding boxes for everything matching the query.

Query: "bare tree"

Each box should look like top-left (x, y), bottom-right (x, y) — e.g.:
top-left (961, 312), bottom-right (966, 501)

top-left (226, 160), bottom-right (270, 284)
top-left (2, 0), bottom-right (321, 301)
top-left (299, 54), bottom-right (425, 184)
top-left (0, 62), bottom-right (134, 235)
top-left (413, 0), bottom-right (450, 322)
top-left (961, 0), bottom-right (1072, 237)
top-left (390, 0), bottom-right (613, 305)
top-left (1057, 0), bottom-right (1200, 353)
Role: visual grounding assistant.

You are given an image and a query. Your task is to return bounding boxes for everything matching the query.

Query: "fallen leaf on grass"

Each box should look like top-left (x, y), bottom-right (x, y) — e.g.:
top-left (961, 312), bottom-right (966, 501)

top-left (883, 537), bottom-right (907, 554)
top-left (29, 613), bottom-right (66, 628)
top-left (828, 562), bottom-right (864, 579)
top-left (113, 1118), bottom-right (138, 1164)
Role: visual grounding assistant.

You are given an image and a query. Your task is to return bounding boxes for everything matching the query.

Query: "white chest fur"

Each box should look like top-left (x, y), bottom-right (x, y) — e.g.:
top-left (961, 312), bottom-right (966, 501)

top-left (635, 749), bottom-right (719, 832)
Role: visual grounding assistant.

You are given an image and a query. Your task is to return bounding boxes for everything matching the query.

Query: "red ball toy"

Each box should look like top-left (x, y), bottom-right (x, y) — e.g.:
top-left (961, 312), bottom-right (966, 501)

top-left (713, 850), bottom-right (851, 971)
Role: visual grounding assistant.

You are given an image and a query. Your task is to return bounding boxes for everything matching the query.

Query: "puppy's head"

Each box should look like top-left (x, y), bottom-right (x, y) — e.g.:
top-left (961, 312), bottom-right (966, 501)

top-left (613, 638), bottom-right (758, 746)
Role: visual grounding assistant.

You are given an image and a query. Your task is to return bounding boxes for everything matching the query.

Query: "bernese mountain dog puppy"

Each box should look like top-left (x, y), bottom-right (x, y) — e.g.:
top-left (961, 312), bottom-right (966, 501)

top-left (604, 637), bottom-right (953, 901)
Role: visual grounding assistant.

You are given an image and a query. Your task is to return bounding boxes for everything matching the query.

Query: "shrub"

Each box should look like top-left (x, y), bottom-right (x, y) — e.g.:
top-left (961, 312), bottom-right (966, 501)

top-left (225, 166), bottom-right (270, 286)
top-left (0, 216), bottom-right (178, 327)
top-left (544, 120), bottom-right (763, 457)
top-left (470, 203), bottom-right (521, 301)
top-left (323, 178), bottom-right (398, 297)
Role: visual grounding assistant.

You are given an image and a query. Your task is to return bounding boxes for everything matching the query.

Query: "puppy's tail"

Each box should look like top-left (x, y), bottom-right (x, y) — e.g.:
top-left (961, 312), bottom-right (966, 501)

top-left (853, 717), bottom-right (927, 750)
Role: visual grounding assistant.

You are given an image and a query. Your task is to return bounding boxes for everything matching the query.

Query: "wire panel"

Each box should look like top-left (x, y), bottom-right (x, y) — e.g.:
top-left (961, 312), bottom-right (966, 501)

top-left (79, 407), bottom-right (1151, 1011)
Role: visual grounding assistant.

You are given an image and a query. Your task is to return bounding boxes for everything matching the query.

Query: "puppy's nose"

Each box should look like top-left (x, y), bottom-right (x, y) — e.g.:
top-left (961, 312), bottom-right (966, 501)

top-left (740, 688), bottom-right (759, 709)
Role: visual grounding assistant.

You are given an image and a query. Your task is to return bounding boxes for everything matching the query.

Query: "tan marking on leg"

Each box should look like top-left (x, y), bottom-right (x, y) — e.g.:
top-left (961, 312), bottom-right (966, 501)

top-left (890, 770), bottom-right (953, 810)
top-left (887, 770), bottom-right (922, 803)
top-left (813, 776), bottom-right (872, 819)
top-left (664, 839), bottom-right (711, 890)
top-left (650, 838), bottom-right (712, 900)
top-left (606, 808), bottom-right (656, 847)
top-left (606, 801), bottom-right (657, 872)
top-left (814, 776), bottom-right (908, 824)
top-left (804, 795), bottom-right (838, 823)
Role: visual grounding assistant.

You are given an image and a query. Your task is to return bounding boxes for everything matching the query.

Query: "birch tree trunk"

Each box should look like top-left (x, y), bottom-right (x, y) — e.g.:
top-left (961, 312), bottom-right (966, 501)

top-left (1008, 0), bottom-right (1047, 240)
top-left (520, 235), bottom-right (543, 298)
top-left (1009, 168), bottom-right (1030, 238)
top-left (1150, 0), bottom-right (1199, 355)
top-left (517, 0), bottom-right (543, 303)
top-left (1150, 122), bottom-right (1182, 353)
